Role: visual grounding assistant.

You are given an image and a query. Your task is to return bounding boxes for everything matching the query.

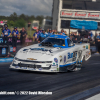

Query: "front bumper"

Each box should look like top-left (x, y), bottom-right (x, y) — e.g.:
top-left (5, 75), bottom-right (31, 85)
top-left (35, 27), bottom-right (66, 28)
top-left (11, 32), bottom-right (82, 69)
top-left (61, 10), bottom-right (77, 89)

top-left (10, 60), bottom-right (58, 72)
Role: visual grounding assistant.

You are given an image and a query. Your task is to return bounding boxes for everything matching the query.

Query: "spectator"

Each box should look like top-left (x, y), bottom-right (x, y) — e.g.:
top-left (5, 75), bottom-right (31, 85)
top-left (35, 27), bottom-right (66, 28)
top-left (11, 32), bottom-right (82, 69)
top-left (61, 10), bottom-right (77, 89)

top-left (33, 29), bottom-right (40, 43)
top-left (54, 30), bottom-right (58, 34)
top-left (28, 22), bottom-right (31, 30)
top-left (47, 29), bottom-right (50, 33)
top-left (64, 31), bottom-right (67, 36)
top-left (2, 26), bottom-right (11, 46)
top-left (88, 31), bottom-right (94, 41)
top-left (12, 27), bottom-right (19, 47)
top-left (61, 29), bottom-right (65, 35)
top-left (39, 28), bottom-right (42, 33)
top-left (38, 30), bottom-right (47, 42)
top-left (96, 33), bottom-right (100, 52)
top-left (20, 27), bottom-right (27, 45)
top-left (47, 30), bottom-right (53, 36)
top-left (52, 30), bottom-right (55, 34)
top-left (4, 22), bottom-right (8, 28)
top-left (77, 33), bottom-right (82, 42)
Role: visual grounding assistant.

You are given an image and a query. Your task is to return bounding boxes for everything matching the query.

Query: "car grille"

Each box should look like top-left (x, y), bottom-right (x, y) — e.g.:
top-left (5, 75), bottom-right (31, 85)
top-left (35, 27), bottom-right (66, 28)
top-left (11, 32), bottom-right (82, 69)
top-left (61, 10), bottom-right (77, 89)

top-left (18, 63), bottom-right (41, 69)
top-left (15, 57), bottom-right (52, 63)
top-left (12, 63), bottom-right (51, 70)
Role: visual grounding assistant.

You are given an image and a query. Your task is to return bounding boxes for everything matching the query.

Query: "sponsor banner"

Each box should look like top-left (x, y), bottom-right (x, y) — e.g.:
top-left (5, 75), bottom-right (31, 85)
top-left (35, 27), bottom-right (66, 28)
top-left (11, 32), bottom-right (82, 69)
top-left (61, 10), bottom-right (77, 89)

top-left (2, 48), bottom-right (6, 55)
top-left (10, 47), bottom-right (13, 52)
top-left (13, 47), bottom-right (16, 52)
top-left (61, 11), bottom-right (100, 19)
top-left (0, 58), bottom-right (13, 63)
top-left (0, 37), bottom-right (33, 45)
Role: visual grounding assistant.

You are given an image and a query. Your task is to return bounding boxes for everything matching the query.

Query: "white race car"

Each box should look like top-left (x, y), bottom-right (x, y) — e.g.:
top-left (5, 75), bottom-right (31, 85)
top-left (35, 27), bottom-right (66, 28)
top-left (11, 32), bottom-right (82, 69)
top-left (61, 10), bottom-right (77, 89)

top-left (10, 35), bottom-right (91, 72)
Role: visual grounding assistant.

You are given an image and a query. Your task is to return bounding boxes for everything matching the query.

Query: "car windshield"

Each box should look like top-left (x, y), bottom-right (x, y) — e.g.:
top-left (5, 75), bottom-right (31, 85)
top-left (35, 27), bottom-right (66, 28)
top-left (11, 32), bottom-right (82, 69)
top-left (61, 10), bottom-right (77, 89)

top-left (41, 38), bottom-right (65, 46)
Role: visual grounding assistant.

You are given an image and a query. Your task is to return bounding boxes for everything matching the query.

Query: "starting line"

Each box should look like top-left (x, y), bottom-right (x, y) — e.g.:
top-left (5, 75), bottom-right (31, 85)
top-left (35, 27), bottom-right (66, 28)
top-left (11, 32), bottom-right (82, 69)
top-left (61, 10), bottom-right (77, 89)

top-left (0, 58), bottom-right (13, 63)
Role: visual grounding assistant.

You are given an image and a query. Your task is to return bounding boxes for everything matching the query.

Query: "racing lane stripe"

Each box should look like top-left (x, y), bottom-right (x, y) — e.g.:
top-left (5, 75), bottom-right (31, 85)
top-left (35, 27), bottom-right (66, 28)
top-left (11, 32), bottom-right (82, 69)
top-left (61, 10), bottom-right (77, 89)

top-left (0, 58), bottom-right (13, 63)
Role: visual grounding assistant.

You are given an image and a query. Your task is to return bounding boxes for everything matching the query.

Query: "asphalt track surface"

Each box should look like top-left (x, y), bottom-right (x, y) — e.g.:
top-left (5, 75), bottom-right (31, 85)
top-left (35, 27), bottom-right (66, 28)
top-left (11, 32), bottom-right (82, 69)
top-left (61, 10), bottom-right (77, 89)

top-left (0, 54), bottom-right (100, 100)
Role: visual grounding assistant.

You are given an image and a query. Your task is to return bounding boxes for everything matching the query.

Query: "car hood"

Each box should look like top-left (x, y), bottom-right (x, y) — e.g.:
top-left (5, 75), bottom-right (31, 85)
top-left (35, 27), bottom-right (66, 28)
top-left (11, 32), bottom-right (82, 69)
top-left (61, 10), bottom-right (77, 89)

top-left (15, 44), bottom-right (64, 61)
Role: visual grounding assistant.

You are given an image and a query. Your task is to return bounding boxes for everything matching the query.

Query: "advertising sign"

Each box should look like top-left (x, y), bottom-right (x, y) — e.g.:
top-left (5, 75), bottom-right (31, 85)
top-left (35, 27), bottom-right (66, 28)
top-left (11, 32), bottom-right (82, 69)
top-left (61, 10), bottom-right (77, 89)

top-left (61, 11), bottom-right (100, 19)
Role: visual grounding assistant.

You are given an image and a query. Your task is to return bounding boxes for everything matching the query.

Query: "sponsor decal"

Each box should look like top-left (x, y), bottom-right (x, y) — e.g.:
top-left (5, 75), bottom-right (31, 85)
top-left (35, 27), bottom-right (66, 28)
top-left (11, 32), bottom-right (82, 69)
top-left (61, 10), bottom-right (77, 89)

top-left (88, 45), bottom-right (90, 50)
top-left (2, 48), bottom-right (6, 55)
top-left (39, 68), bottom-right (42, 70)
top-left (27, 58), bottom-right (37, 61)
top-left (59, 56), bottom-right (62, 58)
top-left (86, 46), bottom-right (88, 49)
top-left (68, 53), bottom-right (73, 59)
top-left (52, 65), bottom-right (56, 66)
top-left (20, 67), bottom-right (27, 70)
top-left (28, 68), bottom-right (34, 70)
top-left (10, 47), bottom-right (13, 52)
top-left (13, 47), bottom-right (16, 52)
top-left (64, 56), bottom-right (66, 63)
top-left (15, 66), bottom-right (19, 68)
top-left (54, 58), bottom-right (58, 63)
top-left (53, 63), bottom-right (55, 65)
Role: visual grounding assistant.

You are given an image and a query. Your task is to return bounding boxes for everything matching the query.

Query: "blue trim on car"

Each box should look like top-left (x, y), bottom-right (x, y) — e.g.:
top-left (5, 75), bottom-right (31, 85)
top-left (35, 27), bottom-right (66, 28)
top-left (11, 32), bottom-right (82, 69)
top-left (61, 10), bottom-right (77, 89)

top-left (60, 61), bottom-right (76, 67)
top-left (0, 58), bottom-right (13, 63)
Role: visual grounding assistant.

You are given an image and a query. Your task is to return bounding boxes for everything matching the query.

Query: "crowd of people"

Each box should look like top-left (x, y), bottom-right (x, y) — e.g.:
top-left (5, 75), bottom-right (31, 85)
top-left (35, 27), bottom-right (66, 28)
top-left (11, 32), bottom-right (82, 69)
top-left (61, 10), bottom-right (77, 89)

top-left (33, 28), bottom-right (68, 43)
top-left (1, 23), bottom-right (100, 52)
top-left (1, 24), bottom-right (27, 47)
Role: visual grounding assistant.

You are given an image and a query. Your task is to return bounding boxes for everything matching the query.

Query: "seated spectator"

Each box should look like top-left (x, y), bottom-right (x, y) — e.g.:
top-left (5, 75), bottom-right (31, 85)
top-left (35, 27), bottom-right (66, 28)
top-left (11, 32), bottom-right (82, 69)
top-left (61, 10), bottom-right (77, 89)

top-left (38, 30), bottom-right (48, 42)
top-left (33, 29), bottom-right (40, 43)
top-left (20, 27), bottom-right (27, 45)
top-left (12, 27), bottom-right (19, 47)
top-left (2, 26), bottom-right (11, 46)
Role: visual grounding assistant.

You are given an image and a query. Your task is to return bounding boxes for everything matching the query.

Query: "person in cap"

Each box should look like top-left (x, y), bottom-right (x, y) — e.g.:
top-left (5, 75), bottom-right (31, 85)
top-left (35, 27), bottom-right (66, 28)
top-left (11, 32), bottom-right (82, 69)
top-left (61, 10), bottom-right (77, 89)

top-left (2, 26), bottom-right (11, 46)
top-left (47, 29), bottom-right (53, 37)
top-left (38, 29), bottom-right (48, 42)
top-left (12, 27), bottom-right (19, 47)
top-left (39, 27), bottom-right (42, 33)
top-left (33, 29), bottom-right (40, 43)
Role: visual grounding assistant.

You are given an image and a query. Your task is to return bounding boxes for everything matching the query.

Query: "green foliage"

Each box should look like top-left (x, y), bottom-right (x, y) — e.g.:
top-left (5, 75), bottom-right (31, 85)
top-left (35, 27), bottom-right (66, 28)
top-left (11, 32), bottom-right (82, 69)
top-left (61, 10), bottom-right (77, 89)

top-left (14, 19), bottom-right (26, 27)
top-left (0, 12), bottom-right (52, 28)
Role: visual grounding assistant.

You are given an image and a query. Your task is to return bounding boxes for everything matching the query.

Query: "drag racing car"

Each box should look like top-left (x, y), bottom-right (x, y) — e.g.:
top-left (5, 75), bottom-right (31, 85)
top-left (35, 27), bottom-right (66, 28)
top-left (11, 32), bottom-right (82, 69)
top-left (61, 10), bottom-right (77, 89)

top-left (10, 35), bottom-right (91, 72)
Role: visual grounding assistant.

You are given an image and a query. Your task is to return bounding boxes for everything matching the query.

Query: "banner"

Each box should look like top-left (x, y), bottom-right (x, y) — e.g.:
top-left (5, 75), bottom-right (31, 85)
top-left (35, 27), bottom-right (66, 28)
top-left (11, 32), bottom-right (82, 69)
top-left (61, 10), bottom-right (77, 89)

top-left (0, 37), bottom-right (33, 45)
top-left (70, 20), bottom-right (98, 30)
top-left (61, 11), bottom-right (100, 19)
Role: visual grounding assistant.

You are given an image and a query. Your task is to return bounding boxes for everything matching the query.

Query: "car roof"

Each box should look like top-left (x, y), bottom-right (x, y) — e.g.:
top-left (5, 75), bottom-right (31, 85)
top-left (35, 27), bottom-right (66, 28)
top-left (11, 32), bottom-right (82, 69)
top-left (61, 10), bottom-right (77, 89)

top-left (49, 35), bottom-right (68, 39)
